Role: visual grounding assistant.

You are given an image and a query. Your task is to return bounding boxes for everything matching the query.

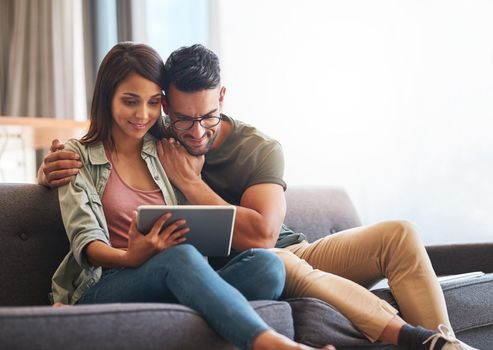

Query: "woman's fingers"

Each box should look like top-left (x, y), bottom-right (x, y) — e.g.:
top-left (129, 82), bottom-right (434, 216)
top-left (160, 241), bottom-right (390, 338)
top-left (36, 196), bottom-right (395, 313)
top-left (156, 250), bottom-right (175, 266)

top-left (160, 218), bottom-right (187, 236)
top-left (137, 212), bottom-right (190, 250)
top-left (169, 227), bottom-right (189, 241)
top-left (147, 213), bottom-right (172, 237)
top-left (128, 211), bottom-right (140, 238)
top-left (159, 219), bottom-right (189, 248)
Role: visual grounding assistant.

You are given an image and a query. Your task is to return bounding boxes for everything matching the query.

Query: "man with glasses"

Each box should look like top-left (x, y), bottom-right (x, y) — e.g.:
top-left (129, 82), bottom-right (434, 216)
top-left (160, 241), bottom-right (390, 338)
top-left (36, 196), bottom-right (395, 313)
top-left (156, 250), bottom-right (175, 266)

top-left (38, 44), bottom-right (476, 350)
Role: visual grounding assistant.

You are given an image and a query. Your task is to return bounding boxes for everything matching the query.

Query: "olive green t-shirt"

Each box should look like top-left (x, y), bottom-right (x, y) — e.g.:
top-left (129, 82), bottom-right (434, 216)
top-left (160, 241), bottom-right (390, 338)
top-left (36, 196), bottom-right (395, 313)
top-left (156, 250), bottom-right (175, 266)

top-left (203, 115), bottom-right (306, 251)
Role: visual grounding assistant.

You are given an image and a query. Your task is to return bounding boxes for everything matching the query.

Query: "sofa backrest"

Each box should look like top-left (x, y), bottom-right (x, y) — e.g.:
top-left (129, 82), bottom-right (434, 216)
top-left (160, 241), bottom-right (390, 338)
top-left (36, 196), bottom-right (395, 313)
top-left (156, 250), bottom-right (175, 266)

top-left (0, 184), bottom-right (68, 306)
top-left (0, 183), bottom-right (361, 306)
top-left (285, 185), bottom-right (361, 242)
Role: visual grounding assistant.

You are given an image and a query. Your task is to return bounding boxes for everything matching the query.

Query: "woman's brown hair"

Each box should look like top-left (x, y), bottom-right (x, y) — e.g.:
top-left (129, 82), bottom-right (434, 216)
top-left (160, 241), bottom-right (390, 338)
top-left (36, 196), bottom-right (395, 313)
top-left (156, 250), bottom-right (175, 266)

top-left (81, 42), bottom-right (165, 145)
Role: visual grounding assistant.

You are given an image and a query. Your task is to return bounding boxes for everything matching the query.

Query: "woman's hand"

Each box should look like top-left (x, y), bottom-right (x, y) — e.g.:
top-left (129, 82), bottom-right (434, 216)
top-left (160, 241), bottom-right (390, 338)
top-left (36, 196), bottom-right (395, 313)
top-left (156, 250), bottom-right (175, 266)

top-left (124, 211), bottom-right (189, 267)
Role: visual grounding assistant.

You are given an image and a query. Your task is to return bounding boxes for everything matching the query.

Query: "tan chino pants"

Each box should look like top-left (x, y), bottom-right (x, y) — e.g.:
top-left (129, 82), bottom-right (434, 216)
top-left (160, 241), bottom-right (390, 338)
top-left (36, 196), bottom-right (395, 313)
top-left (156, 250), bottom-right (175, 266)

top-left (272, 220), bottom-right (450, 342)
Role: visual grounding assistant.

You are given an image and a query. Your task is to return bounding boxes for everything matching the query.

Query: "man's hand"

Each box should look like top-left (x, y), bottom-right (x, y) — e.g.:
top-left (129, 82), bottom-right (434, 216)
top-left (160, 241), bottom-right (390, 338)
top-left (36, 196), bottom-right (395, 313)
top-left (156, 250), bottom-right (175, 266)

top-left (156, 138), bottom-right (204, 190)
top-left (37, 139), bottom-right (82, 188)
top-left (156, 138), bottom-right (285, 250)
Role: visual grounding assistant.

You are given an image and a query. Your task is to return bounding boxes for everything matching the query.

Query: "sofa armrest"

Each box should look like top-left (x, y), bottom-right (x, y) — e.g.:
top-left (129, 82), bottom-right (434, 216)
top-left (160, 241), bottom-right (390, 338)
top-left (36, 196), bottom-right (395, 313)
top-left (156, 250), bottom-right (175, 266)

top-left (426, 243), bottom-right (493, 276)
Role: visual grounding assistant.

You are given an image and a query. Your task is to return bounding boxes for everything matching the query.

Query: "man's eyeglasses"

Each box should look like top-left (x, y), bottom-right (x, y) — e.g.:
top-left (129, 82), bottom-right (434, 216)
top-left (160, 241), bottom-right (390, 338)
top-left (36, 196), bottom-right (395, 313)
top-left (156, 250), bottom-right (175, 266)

top-left (171, 115), bottom-right (223, 131)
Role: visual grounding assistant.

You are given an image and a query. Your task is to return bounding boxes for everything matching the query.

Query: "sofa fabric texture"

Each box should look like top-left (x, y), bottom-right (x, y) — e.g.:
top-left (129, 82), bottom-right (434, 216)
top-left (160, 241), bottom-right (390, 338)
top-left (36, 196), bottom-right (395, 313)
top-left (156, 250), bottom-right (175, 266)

top-left (1, 183), bottom-right (492, 349)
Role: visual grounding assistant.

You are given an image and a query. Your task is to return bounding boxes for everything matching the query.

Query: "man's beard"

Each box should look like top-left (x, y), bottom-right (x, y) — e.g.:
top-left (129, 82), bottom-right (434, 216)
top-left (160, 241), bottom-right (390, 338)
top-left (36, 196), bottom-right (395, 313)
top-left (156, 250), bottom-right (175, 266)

top-left (176, 132), bottom-right (217, 156)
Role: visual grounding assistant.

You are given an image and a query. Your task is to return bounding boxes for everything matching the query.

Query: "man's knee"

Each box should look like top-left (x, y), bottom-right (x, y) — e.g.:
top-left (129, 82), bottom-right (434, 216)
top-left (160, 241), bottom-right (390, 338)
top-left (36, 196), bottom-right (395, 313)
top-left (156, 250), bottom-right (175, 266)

top-left (270, 248), bottom-right (299, 266)
top-left (373, 219), bottom-right (413, 240)
top-left (384, 220), bottom-right (422, 245)
top-left (378, 220), bottom-right (427, 261)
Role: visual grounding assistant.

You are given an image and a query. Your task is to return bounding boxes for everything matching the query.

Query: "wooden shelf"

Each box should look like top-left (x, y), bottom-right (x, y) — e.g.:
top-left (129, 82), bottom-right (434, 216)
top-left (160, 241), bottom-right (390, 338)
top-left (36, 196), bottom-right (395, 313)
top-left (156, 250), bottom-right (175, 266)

top-left (0, 116), bottom-right (89, 149)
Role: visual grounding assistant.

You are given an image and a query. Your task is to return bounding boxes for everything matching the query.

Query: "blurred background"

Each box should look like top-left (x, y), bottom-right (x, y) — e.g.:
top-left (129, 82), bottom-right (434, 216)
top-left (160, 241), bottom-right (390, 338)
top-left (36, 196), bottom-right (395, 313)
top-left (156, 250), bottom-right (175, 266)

top-left (1, 0), bottom-right (492, 244)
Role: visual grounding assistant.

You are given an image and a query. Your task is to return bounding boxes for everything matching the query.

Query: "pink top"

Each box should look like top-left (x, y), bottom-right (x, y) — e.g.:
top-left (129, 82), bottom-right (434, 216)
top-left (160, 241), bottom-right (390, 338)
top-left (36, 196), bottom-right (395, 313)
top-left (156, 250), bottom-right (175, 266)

top-left (102, 148), bottom-right (165, 249)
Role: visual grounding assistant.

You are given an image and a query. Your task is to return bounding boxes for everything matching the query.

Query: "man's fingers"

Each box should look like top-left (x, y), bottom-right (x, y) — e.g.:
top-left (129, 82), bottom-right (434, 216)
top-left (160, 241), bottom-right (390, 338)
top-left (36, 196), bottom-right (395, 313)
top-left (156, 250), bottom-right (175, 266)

top-left (47, 177), bottom-right (72, 188)
top-left (50, 139), bottom-right (64, 152)
top-left (44, 160), bottom-right (82, 177)
top-left (161, 138), bottom-right (179, 151)
top-left (44, 151), bottom-right (80, 164)
top-left (46, 168), bottom-right (79, 182)
top-left (156, 140), bottom-right (165, 159)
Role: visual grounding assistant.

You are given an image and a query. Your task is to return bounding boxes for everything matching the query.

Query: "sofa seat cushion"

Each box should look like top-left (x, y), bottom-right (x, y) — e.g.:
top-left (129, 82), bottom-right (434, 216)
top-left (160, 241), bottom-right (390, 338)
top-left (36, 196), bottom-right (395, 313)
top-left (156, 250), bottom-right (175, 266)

top-left (0, 301), bottom-right (294, 350)
top-left (289, 273), bottom-right (493, 349)
top-left (287, 297), bottom-right (393, 349)
top-left (373, 273), bottom-right (493, 350)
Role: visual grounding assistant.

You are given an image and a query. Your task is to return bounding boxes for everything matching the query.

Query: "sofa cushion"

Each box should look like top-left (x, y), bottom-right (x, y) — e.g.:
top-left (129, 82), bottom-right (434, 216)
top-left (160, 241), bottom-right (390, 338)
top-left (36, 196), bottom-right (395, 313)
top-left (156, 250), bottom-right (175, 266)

top-left (0, 300), bottom-right (294, 350)
top-left (285, 186), bottom-right (362, 242)
top-left (372, 273), bottom-right (493, 349)
top-left (287, 298), bottom-right (393, 349)
top-left (289, 274), bottom-right (493, 349)
top-left (437, 274), bottom-right (493, 349)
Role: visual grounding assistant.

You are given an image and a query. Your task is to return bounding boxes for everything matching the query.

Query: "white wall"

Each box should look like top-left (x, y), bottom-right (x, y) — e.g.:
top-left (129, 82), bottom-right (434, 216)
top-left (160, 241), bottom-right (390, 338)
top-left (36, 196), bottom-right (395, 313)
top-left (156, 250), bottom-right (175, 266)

top-left (215, 0), bottom-right (493, 244)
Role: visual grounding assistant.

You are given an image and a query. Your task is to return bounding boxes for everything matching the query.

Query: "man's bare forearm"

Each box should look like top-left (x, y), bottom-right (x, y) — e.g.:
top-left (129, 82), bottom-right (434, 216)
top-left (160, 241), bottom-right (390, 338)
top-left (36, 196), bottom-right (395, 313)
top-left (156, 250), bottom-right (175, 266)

top-left (179, 179), bottom-right (280, 250)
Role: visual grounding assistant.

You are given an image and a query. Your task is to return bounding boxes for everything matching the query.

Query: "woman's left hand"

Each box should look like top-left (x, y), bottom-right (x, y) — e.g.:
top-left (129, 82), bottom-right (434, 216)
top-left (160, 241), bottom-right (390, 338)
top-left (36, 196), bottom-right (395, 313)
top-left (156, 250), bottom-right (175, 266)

top-left (124, 211), bottom-right (189, 267)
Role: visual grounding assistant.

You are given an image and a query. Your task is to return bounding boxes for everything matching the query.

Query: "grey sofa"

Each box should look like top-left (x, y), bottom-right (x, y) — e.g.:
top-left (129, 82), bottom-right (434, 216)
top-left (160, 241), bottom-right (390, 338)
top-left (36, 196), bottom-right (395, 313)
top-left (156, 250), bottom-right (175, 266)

top-left (1, 183), bottom-right (492, 350)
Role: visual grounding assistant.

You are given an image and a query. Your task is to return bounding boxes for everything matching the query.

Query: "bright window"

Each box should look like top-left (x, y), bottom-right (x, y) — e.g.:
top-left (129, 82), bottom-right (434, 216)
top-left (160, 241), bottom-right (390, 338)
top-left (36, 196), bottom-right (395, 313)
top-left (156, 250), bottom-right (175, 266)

top-left (214, 0), bottom-right (493, 244)
top-left (134, 0), bottom-right (209, 60)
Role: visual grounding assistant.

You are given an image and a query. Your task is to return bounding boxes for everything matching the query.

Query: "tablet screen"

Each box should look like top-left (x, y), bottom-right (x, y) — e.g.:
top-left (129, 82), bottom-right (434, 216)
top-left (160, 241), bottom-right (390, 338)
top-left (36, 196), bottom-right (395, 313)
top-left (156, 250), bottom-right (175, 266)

top-left (137, 205), bottom-right (236, 257)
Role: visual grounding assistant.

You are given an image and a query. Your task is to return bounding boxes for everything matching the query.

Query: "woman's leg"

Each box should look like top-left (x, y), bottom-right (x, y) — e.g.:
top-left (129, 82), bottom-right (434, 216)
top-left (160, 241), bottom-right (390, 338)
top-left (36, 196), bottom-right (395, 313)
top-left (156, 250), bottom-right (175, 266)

top-left (78, 244), bottom-right (270, 350)
top-left (217, 248), bottom-right (285, 300)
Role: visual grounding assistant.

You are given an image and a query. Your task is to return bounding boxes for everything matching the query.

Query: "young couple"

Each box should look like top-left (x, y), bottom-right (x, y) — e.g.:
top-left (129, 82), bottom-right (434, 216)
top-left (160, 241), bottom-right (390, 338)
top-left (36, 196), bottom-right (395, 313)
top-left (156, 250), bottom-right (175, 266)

top-left (40, 42), bottom-right (477, 350)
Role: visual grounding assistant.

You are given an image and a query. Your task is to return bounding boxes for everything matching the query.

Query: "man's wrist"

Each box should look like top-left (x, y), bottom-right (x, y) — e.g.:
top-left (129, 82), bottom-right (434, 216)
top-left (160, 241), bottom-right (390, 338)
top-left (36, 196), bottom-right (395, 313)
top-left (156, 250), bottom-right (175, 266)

top-left (178, 177), bottom-right (229, 206)
top-left (178, 176), bottom-right (205, 194)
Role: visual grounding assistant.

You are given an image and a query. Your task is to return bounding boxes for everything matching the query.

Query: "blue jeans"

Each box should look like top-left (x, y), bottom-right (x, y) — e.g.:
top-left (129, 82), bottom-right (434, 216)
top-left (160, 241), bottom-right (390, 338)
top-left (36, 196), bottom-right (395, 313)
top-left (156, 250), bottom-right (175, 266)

top-left (77, 245), bottom-right (286, 350)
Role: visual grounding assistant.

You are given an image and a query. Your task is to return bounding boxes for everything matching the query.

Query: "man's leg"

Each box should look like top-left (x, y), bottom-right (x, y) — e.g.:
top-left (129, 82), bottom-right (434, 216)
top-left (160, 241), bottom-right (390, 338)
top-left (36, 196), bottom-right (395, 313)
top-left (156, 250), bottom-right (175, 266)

top-left (285, 220), bottom-right (450, 331)
top-left (272, 247), bottom-right (398, 342)
top-left (217, 248), bottom-right (286, 301)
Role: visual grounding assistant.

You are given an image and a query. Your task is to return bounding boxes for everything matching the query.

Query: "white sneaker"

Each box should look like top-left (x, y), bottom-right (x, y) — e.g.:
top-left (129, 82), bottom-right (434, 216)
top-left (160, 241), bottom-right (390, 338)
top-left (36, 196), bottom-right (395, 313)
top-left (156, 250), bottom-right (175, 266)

top-left (423, 324), bottom-right (479, 350)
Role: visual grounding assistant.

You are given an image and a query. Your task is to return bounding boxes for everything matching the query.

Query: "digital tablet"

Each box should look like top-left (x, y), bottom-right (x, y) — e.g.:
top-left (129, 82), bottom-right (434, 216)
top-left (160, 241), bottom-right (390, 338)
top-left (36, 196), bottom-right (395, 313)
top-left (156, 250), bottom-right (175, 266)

top-left (137, 205), bottom-right (236, 257)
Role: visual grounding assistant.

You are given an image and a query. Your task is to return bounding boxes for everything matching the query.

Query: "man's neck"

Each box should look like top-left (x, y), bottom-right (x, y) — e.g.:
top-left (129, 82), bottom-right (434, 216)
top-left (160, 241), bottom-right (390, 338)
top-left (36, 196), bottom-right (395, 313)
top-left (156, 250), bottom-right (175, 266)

top-left (210, 118), bottom-right (232, 152)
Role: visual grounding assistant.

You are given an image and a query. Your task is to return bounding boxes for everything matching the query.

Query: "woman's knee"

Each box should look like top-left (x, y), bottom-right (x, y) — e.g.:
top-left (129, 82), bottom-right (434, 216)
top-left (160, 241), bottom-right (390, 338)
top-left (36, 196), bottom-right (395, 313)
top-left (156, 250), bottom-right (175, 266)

top-left (252, 249), bottom-right (285, 275)
top-left (250, 249), bottom-right (286, 298)
top-left (154, 244), bottom-right (203, 266)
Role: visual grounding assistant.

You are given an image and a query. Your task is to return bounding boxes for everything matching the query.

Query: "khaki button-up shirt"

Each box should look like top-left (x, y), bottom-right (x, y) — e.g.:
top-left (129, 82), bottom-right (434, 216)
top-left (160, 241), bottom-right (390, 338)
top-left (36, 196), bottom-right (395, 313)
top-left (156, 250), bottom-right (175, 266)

top-left (51, 134), bottom-right (178, 304)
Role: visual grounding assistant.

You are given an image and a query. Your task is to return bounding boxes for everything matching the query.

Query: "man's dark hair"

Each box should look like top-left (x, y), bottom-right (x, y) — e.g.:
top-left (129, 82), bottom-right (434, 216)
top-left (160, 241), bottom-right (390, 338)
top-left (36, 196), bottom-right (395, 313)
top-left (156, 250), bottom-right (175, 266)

top-left (162, 44), bottom-right (221, 97)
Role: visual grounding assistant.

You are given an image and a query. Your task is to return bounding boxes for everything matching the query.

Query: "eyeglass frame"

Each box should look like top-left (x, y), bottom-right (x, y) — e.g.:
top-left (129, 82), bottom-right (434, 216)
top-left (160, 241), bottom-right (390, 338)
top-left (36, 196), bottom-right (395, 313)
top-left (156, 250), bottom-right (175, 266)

top-left (167, 111), bottom-right (223, 131)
